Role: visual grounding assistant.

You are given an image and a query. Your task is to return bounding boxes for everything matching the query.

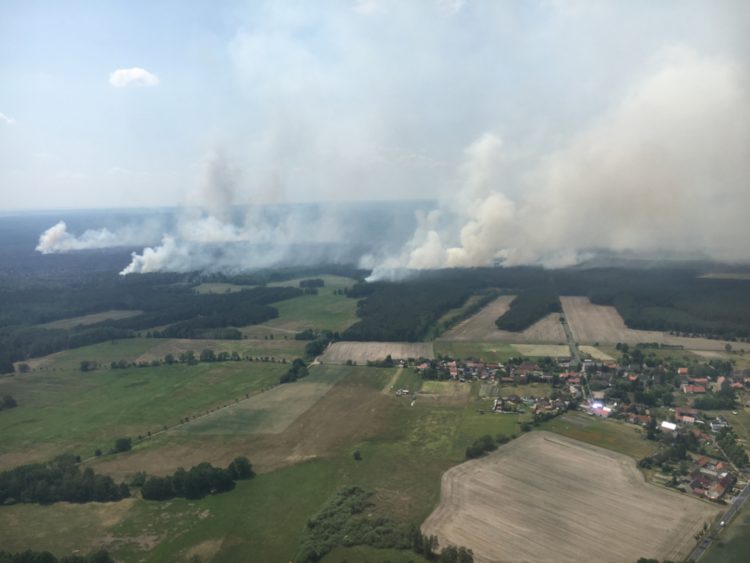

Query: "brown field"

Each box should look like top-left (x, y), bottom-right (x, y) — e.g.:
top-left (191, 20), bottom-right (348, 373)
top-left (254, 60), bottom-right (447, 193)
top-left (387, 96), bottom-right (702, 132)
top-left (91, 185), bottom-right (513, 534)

top-left (38, 309), bottom-right (142, 329)
top-left (422, 432), bottom-right (719, 563)
top-left (561, 296), bottom-right (750, 351)
top-left (321, 341), bottom-right (434, 364)
top-left (439, 296), bottom-right (566, 343)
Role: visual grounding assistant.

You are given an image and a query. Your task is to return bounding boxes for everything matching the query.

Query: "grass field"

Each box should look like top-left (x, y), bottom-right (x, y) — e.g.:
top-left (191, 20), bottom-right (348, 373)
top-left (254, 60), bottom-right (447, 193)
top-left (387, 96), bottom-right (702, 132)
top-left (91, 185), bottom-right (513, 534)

top-left (38, 309), bottom-right (143, 329)
top-left (498, 383), bottom-right (553, 397)
top-left (578, 345), bottom-right (615, 361)
top-left (541, 411), bottom-right (658, 459)
top-left (14, 338), bottom-right (164, 372)
top-left (703, 501), bottom-right (750, 563)
top-left (0, 359), bottom-right (287, 469)
top-left (193, 282), bottom-right (248, 294)
top-left (0, 362), bottom-right (524, 561)
top-left (511, 343), bottom-right (570, 357)
top-left (433, 341), bottom-right (516, 362)
top-left (422, 432), bottom-right (719, 563)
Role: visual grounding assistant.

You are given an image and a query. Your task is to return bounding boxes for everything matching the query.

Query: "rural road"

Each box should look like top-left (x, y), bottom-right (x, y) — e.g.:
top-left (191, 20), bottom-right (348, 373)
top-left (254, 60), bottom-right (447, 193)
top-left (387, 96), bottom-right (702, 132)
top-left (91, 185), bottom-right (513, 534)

top-left (687, 480), bottom-right (750, 562)
top-left (560, 315), bottom-right (581, 367)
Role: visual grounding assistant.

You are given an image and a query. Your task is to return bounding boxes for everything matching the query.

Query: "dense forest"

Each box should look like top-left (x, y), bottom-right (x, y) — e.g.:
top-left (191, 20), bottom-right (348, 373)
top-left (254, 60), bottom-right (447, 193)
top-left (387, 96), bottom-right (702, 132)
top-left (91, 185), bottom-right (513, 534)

top-left (2, 228), bottom-right (750, 367)
top-left (494, 288), bottom-right (561, 331)
top-left (0, 550), bottom-right (114, 563)
top-left (343, 267), bottom-right (750, 341)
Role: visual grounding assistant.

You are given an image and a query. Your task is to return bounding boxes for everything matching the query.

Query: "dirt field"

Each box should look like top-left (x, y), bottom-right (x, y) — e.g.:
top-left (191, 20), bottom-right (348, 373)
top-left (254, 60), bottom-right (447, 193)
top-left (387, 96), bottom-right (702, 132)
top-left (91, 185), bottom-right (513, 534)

top-left (511, 344), bottom-right (570, 357)
top-left (321, 341), bottom-right (434, 364)
top-left (440, 296), bottom-right (566, 343)
top-left (422, 432), bottom-right (719, 563)
top-left (579, 345), bottom-right (615, 361)
top-left (39, 309), bottom-right (142, 329)
top-left (561, 296), bottom-right (750, 351)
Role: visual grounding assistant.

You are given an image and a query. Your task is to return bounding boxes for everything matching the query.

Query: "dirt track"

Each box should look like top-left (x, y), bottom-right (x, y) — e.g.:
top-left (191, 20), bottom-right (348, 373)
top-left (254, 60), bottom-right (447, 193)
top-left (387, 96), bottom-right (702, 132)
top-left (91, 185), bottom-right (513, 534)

top-left (440, 296), bottom-right (566, 343)
top-left (561, 296), bottom-right (750, 351)
top-left (321, 341), bottom-right (434, 364)
top-left (422, 431), bottom-right (719, 563)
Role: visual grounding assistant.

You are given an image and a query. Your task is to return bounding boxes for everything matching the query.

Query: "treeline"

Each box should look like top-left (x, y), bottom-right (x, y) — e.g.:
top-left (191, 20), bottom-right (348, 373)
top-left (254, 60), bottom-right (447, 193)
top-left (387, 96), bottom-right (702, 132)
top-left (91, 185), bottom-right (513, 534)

top-left (0, 282), bottom-right (302, 370)
top-left (343, 278), bottom-right (473, 341)
top-left (140, 457), bottom-right (253, 501)
top-left (717, 428), bottom-right (748, 468)
top-left (296, 486), bottom-right (473, 563)
top-left (495, 288), bottom-right (561, 332)
top-left (299, 278), bottom-right (325, 288)
top-left (465, 434), bottom-right (511, 459)
top-left (0, 550), bottom-right (114, 563)
top-left (0, 455), bottom-right (129, 505)
top-left (343, 267), bottom-right (750, 342)
top-left (280, 359), bottom-right (309, 383)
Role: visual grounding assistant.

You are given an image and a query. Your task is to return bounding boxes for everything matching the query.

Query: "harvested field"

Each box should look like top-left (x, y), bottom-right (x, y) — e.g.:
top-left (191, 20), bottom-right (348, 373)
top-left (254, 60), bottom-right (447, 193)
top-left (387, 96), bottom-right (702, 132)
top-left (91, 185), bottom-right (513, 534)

top-left (579, 345), bottom-right (615, 361)
top-left (38, 309), bottom-right (142, 329)
top-left (561, 296), bottom-right (750, 351)
top-left (321, 341), bottom-right (434, 364)
top-left (440, 296), bottom-right (566, 343)
top-left (511, 344), bottom-right (570, 357)
top-left (422, 432), bottom-right (719, 563)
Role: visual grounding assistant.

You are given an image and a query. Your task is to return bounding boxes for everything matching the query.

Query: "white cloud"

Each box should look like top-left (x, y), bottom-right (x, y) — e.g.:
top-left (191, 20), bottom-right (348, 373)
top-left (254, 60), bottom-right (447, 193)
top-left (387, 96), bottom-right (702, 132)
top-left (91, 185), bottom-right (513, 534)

top-left (0, 112), bottom-right (15, 125)
top-left (108, 67), bottom-right (160, 88)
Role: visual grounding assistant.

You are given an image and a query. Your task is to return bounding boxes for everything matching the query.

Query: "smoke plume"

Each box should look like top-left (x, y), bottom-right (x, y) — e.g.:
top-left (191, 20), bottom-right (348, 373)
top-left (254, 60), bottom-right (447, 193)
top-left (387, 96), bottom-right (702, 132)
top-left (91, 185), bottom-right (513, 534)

top-left (367, 48), bottom-right (750, 280)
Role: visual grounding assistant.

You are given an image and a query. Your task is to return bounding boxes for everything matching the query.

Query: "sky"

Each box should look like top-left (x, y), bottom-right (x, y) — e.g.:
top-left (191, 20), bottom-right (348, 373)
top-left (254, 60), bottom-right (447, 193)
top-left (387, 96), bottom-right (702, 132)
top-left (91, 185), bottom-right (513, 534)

top-left (4, 1), bottom-right (750, 274)
top-left (1, 0), bottom-right (746, 212)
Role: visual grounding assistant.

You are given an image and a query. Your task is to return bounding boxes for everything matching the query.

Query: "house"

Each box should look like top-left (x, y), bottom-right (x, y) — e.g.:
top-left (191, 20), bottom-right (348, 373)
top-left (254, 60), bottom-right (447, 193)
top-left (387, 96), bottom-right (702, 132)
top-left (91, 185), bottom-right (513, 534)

top-left (681, 384), bottom-right (706, 394)
top-left (678, 367), bottom-right (689, 376)
top-left (676, 407), bottom-right (699, 424)
top-left (627, 413), bottom-right (652, 426)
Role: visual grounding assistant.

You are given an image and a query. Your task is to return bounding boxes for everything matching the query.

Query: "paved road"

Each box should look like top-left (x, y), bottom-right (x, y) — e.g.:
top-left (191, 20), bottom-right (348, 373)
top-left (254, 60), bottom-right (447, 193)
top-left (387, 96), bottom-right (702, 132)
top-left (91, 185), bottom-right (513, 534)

top-left (687, 480), bottom-right (750, 562)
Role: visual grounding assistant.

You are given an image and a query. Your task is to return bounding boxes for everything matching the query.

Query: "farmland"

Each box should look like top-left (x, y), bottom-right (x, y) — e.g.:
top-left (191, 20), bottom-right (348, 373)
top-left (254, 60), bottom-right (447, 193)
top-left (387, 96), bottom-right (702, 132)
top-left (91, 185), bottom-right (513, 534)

top-left (541, 411), bottom-right (658, 459)
top-left (0, 341), bottom-right (292, 469)
top-left (439, 295), bottom-right (567, 343)
top-left (511, 343), bottom-right (570, 357)
top-left (422, 432), bottom-right (720, 563)
top-left (562, 296), bottom-right (750, 351)
top-left (38, 309), bottom-right (143, 329)
top-left (322, 341), bottom-right (434, 364)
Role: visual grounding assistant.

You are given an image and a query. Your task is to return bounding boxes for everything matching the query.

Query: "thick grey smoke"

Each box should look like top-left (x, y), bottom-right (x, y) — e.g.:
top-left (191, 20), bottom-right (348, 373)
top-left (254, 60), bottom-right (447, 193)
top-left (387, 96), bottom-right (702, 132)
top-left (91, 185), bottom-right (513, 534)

top-left (367, 48), bottom-right (750, 280)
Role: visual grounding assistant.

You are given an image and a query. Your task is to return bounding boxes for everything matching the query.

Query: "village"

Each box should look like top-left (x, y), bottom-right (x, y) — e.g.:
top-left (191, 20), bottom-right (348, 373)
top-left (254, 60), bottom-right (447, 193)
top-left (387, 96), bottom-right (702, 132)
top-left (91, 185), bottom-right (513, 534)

top-left (393, 346), bottom-right (750, 505)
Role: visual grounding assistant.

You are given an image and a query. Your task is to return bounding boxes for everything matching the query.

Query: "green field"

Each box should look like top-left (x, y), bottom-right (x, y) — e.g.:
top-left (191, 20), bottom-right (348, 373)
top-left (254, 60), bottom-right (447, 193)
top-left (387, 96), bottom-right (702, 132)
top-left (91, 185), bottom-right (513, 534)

top-left (498, 383), bottom-right (553, 397)
top-left (434, 341), bottom-right (517, 362)
top-left (193, 282), bottom-right (249, 294)
top-left (0, 358), bottom-right (521, 561)
top-left (239, 275), bottom-right (360, 334)
top-left (540, 411), bottom-right (658, 459)
top-left (0, 359), bottom-right (287, 466)
top-left (703, 502), bottom-right (750, 563)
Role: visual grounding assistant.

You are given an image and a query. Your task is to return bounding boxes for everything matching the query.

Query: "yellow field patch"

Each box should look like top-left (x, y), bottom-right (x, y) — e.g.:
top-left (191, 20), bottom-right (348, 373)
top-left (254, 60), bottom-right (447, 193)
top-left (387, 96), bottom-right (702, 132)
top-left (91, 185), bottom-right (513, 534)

top-left (511, 344), bottom-right (570, 357)
top-left (578, 345), bottom-right (615, 361)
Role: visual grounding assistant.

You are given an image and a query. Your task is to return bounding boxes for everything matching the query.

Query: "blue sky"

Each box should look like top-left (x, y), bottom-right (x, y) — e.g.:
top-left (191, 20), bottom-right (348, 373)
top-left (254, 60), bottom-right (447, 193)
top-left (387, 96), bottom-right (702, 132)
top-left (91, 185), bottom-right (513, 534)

top-left (1, 0), bottom-right (747, 211)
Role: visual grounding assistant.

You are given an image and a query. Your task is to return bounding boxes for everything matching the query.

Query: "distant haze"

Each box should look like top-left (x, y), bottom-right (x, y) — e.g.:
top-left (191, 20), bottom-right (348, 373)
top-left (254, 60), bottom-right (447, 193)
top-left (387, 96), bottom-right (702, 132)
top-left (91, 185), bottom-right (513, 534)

top-left (3, 1), bottom-right (748, 273)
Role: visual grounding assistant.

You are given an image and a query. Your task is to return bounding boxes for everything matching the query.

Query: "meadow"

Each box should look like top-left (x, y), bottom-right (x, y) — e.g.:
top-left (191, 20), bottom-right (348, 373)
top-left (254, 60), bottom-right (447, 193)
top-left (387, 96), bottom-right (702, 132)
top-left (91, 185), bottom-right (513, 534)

top-left (0, 350), bottom-right (522, 562)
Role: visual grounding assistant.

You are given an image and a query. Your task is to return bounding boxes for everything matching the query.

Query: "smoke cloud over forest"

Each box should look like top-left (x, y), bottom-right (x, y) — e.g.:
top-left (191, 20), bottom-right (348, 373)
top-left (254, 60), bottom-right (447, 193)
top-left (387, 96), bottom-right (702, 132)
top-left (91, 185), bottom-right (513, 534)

top-left (28, 2), bottom-right (750, 276)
